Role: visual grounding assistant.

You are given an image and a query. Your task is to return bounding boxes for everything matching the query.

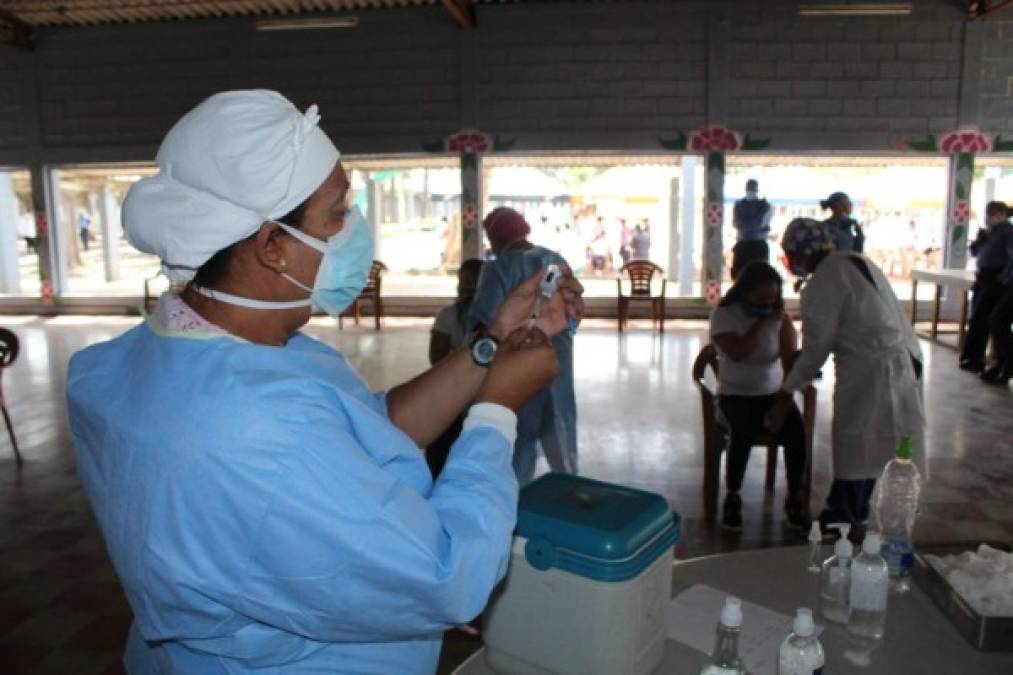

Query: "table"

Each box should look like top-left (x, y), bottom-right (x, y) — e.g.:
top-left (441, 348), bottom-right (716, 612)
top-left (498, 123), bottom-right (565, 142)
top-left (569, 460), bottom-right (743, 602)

top-left (910, 268), bottom-right (976, 351)
top-left (454, 546), bottom-right (1013, 674)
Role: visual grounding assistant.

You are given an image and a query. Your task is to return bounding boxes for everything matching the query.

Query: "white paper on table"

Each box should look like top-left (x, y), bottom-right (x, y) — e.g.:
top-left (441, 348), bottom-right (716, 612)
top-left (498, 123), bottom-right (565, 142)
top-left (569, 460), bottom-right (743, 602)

top-left (667, 583), bottom-right (823, 675)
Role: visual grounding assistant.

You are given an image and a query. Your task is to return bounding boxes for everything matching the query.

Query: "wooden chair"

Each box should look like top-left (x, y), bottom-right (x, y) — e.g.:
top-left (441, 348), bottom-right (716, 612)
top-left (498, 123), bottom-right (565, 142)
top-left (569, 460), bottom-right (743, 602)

top-left (0, 328), bottom-right (22, 464)
top-left (692, 344), bottom-right (817, 521)
top-left (340, 260), bottom-right (388, 331)
top-left (617, 261), bottom-right (666, 333)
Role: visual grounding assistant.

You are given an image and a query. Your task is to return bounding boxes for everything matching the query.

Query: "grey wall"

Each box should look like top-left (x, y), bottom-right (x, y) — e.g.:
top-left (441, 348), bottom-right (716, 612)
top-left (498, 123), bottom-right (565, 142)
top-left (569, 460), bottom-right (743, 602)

top-left (1, 0), bottom-right (1012, 166)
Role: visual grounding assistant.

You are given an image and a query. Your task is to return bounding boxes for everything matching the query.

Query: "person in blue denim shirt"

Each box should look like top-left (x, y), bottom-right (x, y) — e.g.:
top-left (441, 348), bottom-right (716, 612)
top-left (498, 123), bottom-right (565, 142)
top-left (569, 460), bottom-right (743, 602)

top-left (821, 192), bottom-right (865, 253)
top-left (469, 207), bottom-right (580, 485)
top-left (982, 216), bottom-right (1013, 386)
top-left (961, 201), bottom-right (1012, 373)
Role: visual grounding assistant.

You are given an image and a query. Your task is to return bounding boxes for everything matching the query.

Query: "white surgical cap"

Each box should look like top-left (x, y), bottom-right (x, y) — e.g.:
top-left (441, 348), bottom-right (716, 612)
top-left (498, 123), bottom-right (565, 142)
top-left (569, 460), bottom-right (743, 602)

top-left (123, 90), bottom-right (340, 281)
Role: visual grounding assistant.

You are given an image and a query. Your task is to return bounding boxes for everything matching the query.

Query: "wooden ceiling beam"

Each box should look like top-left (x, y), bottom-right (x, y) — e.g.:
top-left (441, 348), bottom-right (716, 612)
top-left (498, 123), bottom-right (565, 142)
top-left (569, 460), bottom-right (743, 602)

top-left (441, 0), bottom-right (475, 29)
top-left (968, 0), bottom-right (1013, 19)
top-left (0, 9), bottom-right (33, 50)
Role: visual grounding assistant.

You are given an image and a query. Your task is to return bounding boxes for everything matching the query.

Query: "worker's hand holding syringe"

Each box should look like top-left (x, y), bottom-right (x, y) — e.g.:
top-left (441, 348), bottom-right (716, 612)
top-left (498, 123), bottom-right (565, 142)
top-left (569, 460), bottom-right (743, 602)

top-left (490, 264), bottom-right (584, 343)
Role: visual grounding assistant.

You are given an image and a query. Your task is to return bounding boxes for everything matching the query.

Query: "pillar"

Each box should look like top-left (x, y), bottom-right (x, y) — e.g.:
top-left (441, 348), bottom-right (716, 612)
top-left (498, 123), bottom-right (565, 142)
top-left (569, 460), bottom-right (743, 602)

top-left (0, 173), bottom-right (21, 294)
top-left (943, 152), bottom-right (973, 271)
top-left (460, 151), bottom-right (483, 261)
top-left (702, 151), bottom-right (726, 285)
top-left (679, 155), bottom-right (698, 296)
top-left (29, 165), bottom-right (59, 298)
top-left (367, 176), bottom-right (382, 261)
top-left (667, 176), bottom-right (681, 285)
top-left (99, 186), bottom-right (121, 282)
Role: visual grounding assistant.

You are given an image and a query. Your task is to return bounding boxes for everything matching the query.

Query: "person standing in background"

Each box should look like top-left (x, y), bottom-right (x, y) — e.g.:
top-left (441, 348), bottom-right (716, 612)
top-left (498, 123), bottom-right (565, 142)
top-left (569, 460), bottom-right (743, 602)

top-left (960, 201), bottom-right (1011, 373)
top-left (77, 210), bottom-right (93, 252)
top-left (631, 224), bottom-right (651, 260)
top-left (820, 191), bottom-right (865, 253)
top-left (470, 207), bottom-right (580, 485)
top-left (982, 229), bottom-right (1013, 386)
top-left (731, 178), bottom-right (773, 278)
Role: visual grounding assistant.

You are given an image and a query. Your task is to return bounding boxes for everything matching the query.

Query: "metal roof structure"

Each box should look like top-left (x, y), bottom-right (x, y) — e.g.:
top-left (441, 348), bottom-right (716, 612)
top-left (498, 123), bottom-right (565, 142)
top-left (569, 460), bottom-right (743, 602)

top-left (0, 0), bottom-right (521, 30)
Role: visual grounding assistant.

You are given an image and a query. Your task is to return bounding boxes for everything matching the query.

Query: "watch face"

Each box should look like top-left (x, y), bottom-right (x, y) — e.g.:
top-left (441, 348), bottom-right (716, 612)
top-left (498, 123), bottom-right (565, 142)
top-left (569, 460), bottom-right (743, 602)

top-left (474, 337), bottom-right (498, 364)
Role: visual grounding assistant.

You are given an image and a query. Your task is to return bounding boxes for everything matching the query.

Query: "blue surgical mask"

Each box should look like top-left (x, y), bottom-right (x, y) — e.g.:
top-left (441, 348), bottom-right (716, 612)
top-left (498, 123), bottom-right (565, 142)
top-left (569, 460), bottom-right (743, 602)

top-left (196, 206), bottom-right (374, 317)
top-left (276, 206), bottom-right (374, 317)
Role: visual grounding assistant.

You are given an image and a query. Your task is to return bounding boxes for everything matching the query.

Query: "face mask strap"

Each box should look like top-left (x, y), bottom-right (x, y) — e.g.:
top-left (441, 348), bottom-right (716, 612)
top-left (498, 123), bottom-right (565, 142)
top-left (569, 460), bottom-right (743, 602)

top-left (280, 272), bottom-right (313, 294)
top-left (195, 285), bottom-right (311, 310)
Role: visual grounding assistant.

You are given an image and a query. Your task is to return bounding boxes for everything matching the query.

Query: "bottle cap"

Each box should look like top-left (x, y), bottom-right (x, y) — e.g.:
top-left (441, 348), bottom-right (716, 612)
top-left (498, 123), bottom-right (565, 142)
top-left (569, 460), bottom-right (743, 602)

top-left (721, 596), bottom-right (743, 628)
top-left (793, 608), bottom-right (815, 637)
top-left (863, 531), bottom-right (882, 555)
top-left (808, 521), bottom-right (822, 543)
top-left (897, 436), bottom-right (913, 460)
top-left (831, 523), bottom-right (853, 558)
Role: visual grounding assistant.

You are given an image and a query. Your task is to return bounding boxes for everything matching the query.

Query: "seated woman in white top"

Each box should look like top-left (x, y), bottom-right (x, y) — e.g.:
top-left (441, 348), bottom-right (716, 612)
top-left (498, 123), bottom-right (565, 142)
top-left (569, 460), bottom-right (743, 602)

top-left (709, 262), bottom-right (809, 533)
top-left (426, 259), bottom-right (484, 476)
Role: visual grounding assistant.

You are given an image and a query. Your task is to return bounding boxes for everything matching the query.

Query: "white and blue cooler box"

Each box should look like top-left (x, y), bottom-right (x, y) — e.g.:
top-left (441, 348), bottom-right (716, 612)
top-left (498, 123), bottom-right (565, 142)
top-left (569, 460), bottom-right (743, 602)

top-left (483, 474), bottom-right (681, 675)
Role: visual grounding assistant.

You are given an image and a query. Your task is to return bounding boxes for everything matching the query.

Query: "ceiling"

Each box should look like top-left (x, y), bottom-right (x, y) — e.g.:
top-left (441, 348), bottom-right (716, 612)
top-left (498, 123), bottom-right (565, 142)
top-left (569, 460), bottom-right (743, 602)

top-left (0, 0), bottom-right (520, 29)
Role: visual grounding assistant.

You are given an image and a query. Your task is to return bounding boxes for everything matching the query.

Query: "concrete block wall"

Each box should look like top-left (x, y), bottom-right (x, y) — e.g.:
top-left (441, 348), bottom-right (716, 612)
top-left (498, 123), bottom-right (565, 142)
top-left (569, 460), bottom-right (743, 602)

top-left (0, 0), bottom-right (1012, 164)
top-left (980, 18), bottom-right (1013, 134)
top-left (0, 52), bottom-right (30, 152)
top-left (725, 0), bottom-right (966, 150)
top-left (476, 2), bottom-right (706, 150)
top-left (10, 5), bottom-right (459, 162)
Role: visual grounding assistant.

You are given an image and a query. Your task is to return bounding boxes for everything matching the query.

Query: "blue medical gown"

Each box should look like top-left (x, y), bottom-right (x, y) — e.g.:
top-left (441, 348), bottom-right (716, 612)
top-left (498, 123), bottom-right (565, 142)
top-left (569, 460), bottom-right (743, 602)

top-left (468, 245), bottom-right (578, 485)
top-left (67, 322), bottom-right (518, 674)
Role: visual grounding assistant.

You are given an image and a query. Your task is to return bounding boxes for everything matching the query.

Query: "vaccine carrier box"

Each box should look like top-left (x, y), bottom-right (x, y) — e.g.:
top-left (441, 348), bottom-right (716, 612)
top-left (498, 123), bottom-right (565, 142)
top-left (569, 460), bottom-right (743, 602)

top-left (483, 474), bottom-right (680, 675)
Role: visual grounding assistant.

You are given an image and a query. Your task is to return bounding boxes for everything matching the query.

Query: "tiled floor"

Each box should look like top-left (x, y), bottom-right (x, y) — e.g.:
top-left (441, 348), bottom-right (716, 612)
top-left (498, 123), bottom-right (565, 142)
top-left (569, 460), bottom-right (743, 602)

top-left (0, 315), bottom-right (1010, 673)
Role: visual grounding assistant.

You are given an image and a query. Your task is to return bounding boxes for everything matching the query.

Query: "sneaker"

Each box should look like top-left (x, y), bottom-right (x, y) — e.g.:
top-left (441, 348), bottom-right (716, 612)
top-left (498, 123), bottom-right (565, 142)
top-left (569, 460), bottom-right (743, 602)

top-left (784, 495), bottom-right (811, 534)
top-left (721, 493), bottom-right (743, 532)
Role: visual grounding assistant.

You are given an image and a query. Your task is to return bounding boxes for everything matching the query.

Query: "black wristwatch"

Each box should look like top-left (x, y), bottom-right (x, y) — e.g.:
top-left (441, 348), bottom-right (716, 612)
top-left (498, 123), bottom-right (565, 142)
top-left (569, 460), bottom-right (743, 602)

top-left (469, 331), bottom-right (499, 367)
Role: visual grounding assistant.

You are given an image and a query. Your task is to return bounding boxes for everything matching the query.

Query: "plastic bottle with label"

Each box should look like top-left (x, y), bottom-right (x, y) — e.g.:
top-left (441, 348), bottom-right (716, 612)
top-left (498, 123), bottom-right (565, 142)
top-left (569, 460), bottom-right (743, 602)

top-left (875, 436), bottom-right (921, 592)
top-left (847, 532), bottom-right (889, 639)
top-left (819, 523), bottom-right (853, 624)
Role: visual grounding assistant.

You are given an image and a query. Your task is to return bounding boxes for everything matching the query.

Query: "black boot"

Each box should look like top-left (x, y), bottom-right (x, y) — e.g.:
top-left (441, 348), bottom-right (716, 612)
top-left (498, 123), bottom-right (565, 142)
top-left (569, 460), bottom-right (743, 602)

top-left (981, 364), bottom-right (1013, 385)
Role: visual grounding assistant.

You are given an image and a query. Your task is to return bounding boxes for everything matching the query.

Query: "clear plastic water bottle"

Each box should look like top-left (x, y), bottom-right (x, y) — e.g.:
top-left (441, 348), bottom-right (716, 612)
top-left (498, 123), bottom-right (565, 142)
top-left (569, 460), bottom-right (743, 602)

top-left (819, 523), bottom-right (853, 624)
top-left (778, 608), bottom-right (825, 675)
top-left (699, 596), bottom-right (745, 675)
top-left (875, 436), bottom-right (921, 592)
top-left (847, 532), bottom-right (889, 639)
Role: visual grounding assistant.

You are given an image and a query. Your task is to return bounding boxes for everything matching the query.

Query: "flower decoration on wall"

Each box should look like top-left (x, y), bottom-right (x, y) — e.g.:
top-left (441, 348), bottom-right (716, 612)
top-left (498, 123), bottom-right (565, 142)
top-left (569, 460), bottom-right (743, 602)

top-left (41, 280), bottom-right (54, 300)
top-left (422, 128), bottom-right (515, 154)
top-left (462, 203), bottom-right (479, 229)
top-left (704, 280), bottom-right (722, 306)
top-left (705, 201), bottom-right (724, 226)
top-left (953, 199), bottom-right (970, 225)
top-left (902, 127), bottom-right (1013, 153)
top-left (660, 125), bottom-right (771, 152)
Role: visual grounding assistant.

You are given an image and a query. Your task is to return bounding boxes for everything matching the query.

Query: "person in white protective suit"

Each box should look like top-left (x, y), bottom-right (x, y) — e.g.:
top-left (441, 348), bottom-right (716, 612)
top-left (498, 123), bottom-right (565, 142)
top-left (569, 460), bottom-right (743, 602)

top-left (65, 90), bottom-right (584, 675)
top-left (764, 218), bottom-right (925, 539)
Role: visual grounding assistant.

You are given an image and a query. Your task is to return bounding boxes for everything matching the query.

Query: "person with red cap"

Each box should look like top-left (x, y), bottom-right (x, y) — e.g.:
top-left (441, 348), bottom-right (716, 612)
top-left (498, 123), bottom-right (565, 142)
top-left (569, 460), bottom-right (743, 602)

top-left (469, 207), bottom-right (582, 484)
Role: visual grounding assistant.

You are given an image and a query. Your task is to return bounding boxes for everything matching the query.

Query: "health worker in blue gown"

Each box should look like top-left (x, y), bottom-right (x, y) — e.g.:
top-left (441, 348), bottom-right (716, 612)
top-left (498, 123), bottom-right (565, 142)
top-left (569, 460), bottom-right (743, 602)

top-left (66, 90), bottom-right (584, 675)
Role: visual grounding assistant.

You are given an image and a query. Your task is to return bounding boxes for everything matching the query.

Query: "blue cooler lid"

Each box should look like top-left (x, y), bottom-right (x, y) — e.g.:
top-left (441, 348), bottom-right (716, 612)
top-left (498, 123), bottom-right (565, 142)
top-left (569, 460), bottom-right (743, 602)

top-left (516, 474), bottom-right (680, 582)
